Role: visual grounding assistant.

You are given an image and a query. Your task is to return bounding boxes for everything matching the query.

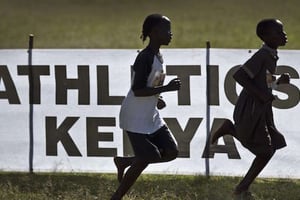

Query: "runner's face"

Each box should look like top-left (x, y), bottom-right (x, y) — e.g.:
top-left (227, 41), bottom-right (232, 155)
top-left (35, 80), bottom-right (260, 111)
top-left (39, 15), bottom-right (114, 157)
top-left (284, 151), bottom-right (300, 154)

top-left (156, 19), bottom-right (172, 45)
top-left (265, 21), bottom-right (287, 48)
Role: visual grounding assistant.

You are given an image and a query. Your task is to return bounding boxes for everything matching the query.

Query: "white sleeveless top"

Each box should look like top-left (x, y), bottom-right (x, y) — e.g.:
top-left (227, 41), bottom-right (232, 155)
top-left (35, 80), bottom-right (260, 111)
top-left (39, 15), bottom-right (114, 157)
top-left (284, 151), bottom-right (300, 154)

top-left (119, 55), bottom-right (165, 134)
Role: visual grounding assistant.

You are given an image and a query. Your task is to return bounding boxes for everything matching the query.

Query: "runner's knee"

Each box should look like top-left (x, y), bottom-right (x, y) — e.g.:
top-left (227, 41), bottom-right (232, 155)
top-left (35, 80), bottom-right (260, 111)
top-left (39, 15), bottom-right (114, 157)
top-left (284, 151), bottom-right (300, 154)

top-left (258, 148), bottom-right (275, 160)
top-left (163, 148), bottom-right (178, 161)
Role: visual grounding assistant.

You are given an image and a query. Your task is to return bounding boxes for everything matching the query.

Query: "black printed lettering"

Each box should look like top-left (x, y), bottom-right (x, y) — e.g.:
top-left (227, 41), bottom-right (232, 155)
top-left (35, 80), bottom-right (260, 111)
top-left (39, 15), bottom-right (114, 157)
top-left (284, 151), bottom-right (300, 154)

top-left (165, 117), bottom-right (202, 158)
top-left (97, 65), bottom-right (125, 105)
top-left (166, 65), bottom-right (201, 105)
top-left (46, 116), bottom-right (82, 156)
top-left (207, 65), bottom-right (220, 105)
top-left (86, 117), bottom-right (117, 157)
top-left (0, 65), bottom-right (20, 104)
top-left (18, 65), bottom-right (50, 104)
top-left (273, 65), bottom-right (300, 109)
top-left (55, 65), bottom-right (90, 105)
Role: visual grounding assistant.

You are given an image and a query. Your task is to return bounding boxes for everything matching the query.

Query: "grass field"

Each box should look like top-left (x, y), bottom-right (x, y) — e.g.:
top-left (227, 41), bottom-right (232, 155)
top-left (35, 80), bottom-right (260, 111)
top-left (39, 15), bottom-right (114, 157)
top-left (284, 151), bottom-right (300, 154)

top-left (1, 0), bottom-right (300, 49)
top-left (1, 0), bottom-right (300, 199)
top-left (0, 172), bottom-right (299, 200)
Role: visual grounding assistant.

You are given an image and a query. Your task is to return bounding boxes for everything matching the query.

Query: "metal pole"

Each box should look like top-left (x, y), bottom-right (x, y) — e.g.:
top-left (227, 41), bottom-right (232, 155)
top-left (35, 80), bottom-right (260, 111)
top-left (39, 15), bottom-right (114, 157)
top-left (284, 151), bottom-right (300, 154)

top-left (205, 41), bottom-right (211, 177)
top-left (28, 34), bottom-right (34, 173)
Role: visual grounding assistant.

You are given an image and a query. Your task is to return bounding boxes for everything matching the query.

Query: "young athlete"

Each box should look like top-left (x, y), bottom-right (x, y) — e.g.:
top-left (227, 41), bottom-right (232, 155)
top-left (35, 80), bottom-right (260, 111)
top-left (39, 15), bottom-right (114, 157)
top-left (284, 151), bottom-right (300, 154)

top-left (211, 19), bottom-right (289, 199)
top-left (111, 14), bottom-right (181, 200)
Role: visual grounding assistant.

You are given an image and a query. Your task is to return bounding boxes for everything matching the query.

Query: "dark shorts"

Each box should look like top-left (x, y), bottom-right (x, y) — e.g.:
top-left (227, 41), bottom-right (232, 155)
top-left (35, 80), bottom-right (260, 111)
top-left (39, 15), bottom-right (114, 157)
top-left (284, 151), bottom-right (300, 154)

top-left (127, 125), bottom-right (178, 162)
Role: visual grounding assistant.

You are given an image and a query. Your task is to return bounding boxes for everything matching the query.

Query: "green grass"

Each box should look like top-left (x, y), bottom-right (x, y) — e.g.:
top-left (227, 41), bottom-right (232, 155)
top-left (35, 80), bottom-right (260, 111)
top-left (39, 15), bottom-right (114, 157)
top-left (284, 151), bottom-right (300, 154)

top-left (1, 0), bottom-right (300, 49)
top-left (0, 172), bottom-right (299, 200)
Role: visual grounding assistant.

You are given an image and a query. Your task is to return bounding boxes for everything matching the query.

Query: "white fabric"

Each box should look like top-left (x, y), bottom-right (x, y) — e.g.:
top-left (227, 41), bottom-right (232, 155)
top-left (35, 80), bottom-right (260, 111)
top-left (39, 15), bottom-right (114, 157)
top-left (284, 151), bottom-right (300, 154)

top-left (119, 56), bottom-right (165, 134)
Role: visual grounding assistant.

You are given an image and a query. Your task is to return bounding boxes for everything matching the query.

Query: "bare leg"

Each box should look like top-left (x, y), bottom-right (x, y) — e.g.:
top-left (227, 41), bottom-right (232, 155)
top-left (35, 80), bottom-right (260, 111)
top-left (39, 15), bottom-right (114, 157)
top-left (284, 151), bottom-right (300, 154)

top-left (111, 159), bottom-right (148, 200)
top-left (211, 119), bottom-right (236, 144)
top-left (114, 157), bottom-right (135, 183)
top-left (111, 126), bottom-right (178, 199)
top-left (234, 151), bottom-right (274, 195)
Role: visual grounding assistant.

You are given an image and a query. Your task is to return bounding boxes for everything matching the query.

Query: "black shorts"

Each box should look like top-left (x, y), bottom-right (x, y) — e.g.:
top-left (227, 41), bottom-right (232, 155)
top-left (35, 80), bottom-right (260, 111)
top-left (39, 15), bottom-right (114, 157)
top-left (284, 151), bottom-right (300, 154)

top-left (127, 125), bottom-right (178, 162)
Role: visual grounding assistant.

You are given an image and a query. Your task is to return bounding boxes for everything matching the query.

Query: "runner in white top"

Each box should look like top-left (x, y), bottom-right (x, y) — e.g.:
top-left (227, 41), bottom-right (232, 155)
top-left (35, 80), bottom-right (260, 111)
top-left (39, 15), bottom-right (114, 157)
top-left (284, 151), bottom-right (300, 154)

top-left (111, 14), bottom-right (181, 200)
top-left (120, 46), bottom-right (166, 134)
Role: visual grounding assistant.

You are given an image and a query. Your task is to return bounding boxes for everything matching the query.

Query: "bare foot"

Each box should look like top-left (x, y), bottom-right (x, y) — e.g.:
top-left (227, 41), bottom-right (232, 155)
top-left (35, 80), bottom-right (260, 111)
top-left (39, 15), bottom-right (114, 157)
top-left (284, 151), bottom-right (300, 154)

top-left (211, 119), bottom-right (234, 144)
top-left (114, 157), bottom-right (125, 183)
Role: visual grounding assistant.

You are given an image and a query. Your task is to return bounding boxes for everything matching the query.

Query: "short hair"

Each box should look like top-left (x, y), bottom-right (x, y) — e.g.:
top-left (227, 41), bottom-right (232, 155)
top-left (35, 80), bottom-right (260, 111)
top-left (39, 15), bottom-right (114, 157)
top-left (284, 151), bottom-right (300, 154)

top-left (256, 19), bottom-right (280, 39)
top-left (140, 14), bottom-right (168, 42)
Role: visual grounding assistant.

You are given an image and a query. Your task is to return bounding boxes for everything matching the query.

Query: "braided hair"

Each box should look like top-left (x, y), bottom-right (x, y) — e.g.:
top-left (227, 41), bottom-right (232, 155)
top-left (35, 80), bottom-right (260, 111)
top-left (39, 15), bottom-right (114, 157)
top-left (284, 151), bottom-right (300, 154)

top-left (140, 14), bottom-right (167, 42)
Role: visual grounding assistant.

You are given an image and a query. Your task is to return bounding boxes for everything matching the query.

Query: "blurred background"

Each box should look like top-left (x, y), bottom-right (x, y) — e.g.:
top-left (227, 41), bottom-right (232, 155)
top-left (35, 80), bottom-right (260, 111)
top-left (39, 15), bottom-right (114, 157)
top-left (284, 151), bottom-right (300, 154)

top-left (0, 0), bottom-right (299, 49)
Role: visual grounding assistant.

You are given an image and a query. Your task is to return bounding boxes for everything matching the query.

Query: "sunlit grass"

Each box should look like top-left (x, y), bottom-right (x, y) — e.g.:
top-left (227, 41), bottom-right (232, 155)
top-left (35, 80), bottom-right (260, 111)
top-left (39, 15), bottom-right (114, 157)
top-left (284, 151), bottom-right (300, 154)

top-left (0, 172), bottom-right (299, 200)
top-left (1, 0), bottom-right (300, 49)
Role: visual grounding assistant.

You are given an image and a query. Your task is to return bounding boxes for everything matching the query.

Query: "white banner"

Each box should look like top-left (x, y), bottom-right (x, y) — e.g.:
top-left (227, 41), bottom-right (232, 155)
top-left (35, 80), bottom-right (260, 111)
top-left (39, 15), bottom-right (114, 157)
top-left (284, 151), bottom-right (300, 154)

top-left (0, 49), bottom-right (299, 178)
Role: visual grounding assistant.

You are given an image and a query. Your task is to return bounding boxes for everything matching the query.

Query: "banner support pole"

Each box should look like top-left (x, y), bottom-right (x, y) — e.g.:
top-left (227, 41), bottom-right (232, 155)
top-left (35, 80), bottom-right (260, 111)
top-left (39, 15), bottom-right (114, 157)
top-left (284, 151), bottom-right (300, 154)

top-left (28, 34), bottom-right (34, 173)
top-left (205, 41), bottom-right (211, 177)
